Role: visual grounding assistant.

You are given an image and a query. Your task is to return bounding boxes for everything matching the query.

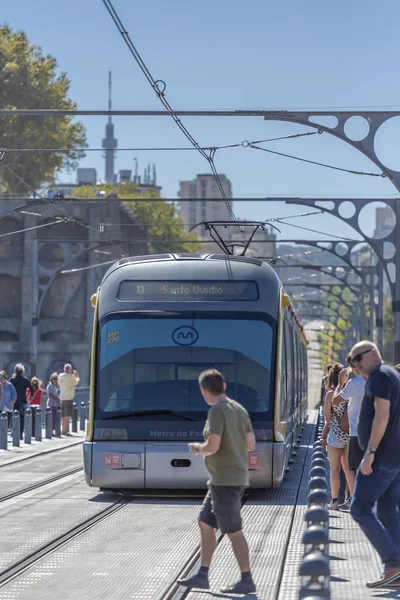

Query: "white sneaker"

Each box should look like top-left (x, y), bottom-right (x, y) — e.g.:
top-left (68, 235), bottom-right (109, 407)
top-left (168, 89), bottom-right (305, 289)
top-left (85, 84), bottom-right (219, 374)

top-left (328, 500), bottom-right (340, 510)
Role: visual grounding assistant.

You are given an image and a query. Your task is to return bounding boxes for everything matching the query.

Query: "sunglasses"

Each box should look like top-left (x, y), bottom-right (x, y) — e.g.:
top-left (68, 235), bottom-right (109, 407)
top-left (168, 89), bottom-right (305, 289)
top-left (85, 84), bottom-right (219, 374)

top-left (350, 348), bottom-right (373, 364)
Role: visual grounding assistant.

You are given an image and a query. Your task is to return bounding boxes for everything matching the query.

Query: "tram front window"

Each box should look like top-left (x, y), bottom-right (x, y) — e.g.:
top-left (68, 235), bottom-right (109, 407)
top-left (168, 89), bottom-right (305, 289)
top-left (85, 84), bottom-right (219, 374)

top-left (96, 314), bottom-right (275, 420)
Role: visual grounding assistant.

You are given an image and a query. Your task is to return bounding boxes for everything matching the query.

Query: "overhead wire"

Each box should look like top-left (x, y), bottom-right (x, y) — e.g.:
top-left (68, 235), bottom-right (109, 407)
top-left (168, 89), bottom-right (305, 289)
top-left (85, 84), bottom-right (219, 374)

top-left (0, 153), bottom-right (100, 234)
top-left (271, 218), bottom-right (361, 241)
top-left (99, 209), bottom-right (324, 228)
top-left (268, 248), bottom-right (325, 264)
top-left (249, 144), bottom-right (385, 178)
top-left (0, 219), bottom-right (66, 239)
top-left (5, 131), bottom-right (320, 153)
top-left (101, 0), bottom-right (237, 225)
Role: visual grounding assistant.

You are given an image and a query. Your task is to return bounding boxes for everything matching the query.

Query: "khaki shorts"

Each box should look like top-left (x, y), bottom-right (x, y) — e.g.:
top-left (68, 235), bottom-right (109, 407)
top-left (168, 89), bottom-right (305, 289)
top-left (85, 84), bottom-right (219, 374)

top-left (61, 400), bottom-right (74, 418)
top-left (199, 485), bottom-right (245, 534)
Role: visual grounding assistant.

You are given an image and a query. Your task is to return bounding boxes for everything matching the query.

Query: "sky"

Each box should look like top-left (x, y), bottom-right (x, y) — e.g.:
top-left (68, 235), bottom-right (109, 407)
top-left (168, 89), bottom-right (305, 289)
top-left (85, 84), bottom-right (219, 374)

top-left (3, 0), bottom-right (400, 243)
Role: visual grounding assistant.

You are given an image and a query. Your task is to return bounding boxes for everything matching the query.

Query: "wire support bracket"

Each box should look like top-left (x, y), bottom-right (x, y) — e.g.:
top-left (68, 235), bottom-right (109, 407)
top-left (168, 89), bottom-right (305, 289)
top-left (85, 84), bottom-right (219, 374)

top-left (190, 220), bottom-right (273, 256)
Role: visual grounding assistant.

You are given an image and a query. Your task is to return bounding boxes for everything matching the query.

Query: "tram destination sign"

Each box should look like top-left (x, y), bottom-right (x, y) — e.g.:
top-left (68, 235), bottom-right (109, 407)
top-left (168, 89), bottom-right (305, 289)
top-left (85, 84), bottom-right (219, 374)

top-left (118, 280), bottom-right (259, 301)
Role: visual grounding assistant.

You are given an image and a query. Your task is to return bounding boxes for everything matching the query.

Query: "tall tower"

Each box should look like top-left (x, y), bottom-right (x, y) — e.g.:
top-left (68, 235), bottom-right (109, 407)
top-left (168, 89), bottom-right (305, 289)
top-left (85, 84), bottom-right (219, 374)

top-left (102, 71), bottom-right (117, 184)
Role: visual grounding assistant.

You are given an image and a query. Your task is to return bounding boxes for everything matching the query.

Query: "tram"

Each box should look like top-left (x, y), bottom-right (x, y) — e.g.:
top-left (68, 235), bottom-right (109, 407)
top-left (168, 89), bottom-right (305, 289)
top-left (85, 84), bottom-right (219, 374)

top-left (83, 253), bottom-right (308, 492)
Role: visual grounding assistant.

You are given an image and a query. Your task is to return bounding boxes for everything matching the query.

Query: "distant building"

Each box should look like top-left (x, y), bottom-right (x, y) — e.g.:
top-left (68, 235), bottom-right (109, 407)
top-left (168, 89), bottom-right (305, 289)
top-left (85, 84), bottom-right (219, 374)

top-left (77, 168), bottom-right (97, 185)
top-left (178, 174), bottom-right (233, 231)
top-left (119, 170), bottom-right (132, 184)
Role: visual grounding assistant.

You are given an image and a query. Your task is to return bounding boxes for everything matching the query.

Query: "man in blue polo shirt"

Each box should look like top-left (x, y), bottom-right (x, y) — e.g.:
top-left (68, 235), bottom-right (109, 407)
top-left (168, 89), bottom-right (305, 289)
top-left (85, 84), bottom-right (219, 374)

top-left (0, 371), bottom-right (17, 427)
top-left (349, 341), bottom-right (400, 589)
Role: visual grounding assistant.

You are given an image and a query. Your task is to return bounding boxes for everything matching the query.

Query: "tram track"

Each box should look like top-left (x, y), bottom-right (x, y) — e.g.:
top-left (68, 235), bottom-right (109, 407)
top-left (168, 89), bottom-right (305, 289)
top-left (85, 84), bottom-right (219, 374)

top-left (0, 419), bottom-right (315, 598)
top-left (159, 534), bottom-right (223, 600)
top-left (0, 439), bottom-right (83, 469)
top-left (0, 465), bottom-right (84, 503)
top-left (0, 443), bottom-right (85, 503)
top-left (160, 420), bottom-right (314, 600)
top-left (159, 494), bottom-right (251, 600)
top-left (0, 500), bottom-right (126, 587)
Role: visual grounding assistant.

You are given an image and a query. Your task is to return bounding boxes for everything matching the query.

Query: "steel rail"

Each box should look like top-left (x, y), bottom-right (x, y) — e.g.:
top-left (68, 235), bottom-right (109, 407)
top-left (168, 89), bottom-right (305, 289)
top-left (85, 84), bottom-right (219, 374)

top-left (0, 466), bottom-right (83, 503)
top-left (0, 500), bottom-right (126, 586)
top-left (0, 440), bottom-right (83, 469)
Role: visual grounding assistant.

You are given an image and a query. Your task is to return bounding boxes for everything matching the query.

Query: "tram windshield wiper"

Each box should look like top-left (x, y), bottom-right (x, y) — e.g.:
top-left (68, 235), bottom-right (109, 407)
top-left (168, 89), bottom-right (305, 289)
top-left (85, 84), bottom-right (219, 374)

top-left (102, 409), bottom-right (197, 422)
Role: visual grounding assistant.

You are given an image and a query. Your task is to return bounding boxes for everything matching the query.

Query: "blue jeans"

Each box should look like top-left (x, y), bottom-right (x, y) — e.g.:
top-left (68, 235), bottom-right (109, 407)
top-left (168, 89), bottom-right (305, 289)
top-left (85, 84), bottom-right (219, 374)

top-left (350, 462), bottom-right (400, 568)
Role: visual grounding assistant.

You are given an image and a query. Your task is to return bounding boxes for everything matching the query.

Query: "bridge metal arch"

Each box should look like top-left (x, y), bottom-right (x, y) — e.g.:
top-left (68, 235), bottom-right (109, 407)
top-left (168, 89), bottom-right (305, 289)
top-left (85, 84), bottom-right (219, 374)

top-left (295, 297), bottom-right (359, 329)
top-left (298, 312), bottom-right (354, 337)
top-left (288, 281), bottom-right (365, 342)
top-left (295, 300), bottom-right (353, 322)
top-left (272, 239), bottom-right (380, 311)
top-left (262, 111), bottom-right (400, 192)
top-left (283, 262), bottom-right (375, 337)
top-left (284, 282), bottom-right (357, 307)
top-left (282, 265), bottom-right (366, 298)
top-left (283, 199), bottom-right (395, 301)
top-left (287, 239), bottom-right (384, 343)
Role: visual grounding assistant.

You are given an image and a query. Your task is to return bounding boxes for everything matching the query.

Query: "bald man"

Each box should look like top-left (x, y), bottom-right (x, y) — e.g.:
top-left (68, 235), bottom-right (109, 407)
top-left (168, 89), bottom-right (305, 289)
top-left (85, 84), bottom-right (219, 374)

top-left (349, 341), bottom-right (400, 589)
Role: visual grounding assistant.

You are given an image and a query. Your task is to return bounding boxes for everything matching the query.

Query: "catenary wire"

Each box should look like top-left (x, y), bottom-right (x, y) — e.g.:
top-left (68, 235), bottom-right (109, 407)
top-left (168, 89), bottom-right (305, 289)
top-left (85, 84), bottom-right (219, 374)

top-left (249, 144), bottom-right (385, 178)
top-left (59, 241), bottom-right (350, 275)
top-left (5, 131), bottom-right (320, 152)
top-left (100, 210), bottom-right (324, 227)
top-left (0, 154), bottom-right (100, 234)
top-left (0, 219), bottom-right (65, 239)
top-left (101, 0), bottom-right (237, 224)
top-left (272, 218), bottom-right (361, 241)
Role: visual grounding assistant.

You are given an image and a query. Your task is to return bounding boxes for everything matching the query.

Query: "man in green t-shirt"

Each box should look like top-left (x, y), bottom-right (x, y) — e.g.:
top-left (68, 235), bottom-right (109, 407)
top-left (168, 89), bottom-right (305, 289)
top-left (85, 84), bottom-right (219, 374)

top-left (177, 369), bottom-right (256, 595)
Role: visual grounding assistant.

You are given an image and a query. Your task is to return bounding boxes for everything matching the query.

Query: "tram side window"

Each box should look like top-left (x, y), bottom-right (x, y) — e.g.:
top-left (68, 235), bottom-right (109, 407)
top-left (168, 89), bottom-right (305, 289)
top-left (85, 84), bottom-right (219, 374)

top-left (301, 339), bottom-right (305, 398)
top-left (301, 343), bottom-right (306, 398)
top-left (284, 318), bottom-right (293, 416)
top-left (304, 344), bottom-right (308, 397)
top-left (291, 326), bottom-right (298, 413)
top-left (280, 330), bottom-right (288, 421)
top-left (295, 334), bottom-right (301, 405)
top-left (299, 342), bottom-right (303, 399)
top-left (298, 338), bottom-right (303, 401)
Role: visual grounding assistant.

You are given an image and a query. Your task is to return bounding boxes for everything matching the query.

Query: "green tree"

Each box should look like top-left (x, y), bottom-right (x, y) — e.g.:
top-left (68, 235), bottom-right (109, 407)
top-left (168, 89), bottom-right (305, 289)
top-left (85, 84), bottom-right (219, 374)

top-left (73, 183), bottom-right (201, 254)
top-left (0, 25), bottom-right (86, 194)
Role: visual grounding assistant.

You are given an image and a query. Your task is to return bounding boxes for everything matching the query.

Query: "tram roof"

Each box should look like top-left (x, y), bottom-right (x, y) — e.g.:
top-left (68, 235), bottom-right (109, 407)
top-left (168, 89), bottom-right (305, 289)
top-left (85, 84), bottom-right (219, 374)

top-left (101, 253), bottom-right (281, 286)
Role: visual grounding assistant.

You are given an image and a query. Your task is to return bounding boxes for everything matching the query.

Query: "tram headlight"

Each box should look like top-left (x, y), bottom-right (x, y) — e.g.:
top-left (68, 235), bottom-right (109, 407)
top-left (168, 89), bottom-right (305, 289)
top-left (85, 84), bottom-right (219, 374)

top-left (94, 427), bottom-right (128, 440)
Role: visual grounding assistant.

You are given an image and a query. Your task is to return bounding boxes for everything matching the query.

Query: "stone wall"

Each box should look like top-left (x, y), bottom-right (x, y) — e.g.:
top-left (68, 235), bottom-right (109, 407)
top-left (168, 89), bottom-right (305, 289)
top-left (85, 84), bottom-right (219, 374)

top-left (0, 199), bottom-right (147, 384)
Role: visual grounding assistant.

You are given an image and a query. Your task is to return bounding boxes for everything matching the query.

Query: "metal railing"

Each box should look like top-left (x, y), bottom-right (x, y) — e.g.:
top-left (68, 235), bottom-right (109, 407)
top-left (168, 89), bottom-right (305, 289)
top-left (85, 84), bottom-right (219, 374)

top-left (0, 386), bottom-right (90, 450)
top-left (299, 408), bottom-right (330, 599)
